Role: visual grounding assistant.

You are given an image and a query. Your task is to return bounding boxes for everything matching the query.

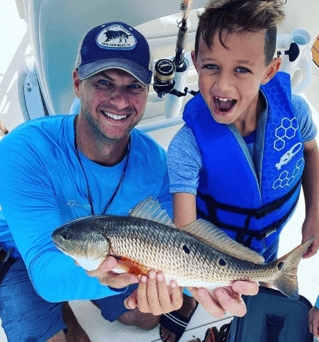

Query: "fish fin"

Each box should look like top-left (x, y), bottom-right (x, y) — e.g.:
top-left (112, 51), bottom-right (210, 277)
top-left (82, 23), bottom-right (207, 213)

top-left (270, 237), bottom-right (314, 299)
top-left (116, 257), bottom-right (150, 276)
top-left (180, 219), bottom-right (265, 264)
top-left (130, 196), bottom-right (174, 226)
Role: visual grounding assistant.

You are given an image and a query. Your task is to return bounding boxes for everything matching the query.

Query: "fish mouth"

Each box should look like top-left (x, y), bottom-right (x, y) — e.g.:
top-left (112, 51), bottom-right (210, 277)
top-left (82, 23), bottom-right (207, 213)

top-left (52, 240), bottom-right (69, 254)
top-left (213, 96), bottom-right (237, 115)
top-left (52, 234), bottom-right (73, 256)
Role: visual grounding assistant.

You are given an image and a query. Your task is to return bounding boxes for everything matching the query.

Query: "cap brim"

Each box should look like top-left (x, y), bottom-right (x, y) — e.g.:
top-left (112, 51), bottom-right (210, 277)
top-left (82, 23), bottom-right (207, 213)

top-left (78, 58), bottom-right (152, 86)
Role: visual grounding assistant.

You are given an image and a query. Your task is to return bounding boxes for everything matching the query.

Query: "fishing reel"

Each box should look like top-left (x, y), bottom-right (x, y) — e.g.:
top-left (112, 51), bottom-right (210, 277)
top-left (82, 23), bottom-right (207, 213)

top-left (153, 0), bottom-right (198, 103)
top-left (153, 58), bottom-right (198, 98)
top-left (153, 59), bottom-right (176, 97)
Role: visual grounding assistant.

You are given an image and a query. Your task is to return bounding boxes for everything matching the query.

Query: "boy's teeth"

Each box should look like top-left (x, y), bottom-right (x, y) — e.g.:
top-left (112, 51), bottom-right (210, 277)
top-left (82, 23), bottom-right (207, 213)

top-left (214, 97), bottom-right (237, 112)
top-left (217, 97), bottom-right (232, 101)
top-left (103, 112), bottom-right (127, 120)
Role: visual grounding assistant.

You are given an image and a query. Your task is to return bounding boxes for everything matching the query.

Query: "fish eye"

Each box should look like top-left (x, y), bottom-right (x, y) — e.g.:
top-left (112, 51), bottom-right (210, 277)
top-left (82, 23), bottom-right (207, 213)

top-left (278, 262), bottom-right (284, 270)
top-left (183, 245), bottom-right (190, 254)
top-left (219, 258), bottom-right (226, 266)
top-left (62, 232), bottom-right (69, 240)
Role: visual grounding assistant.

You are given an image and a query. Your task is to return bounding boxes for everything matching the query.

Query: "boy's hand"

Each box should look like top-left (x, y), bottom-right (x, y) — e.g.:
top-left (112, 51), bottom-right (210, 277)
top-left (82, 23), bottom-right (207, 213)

top-left (86, 256), bottom-right (139, 288)
top-left (308, 306), bottom-right (319, 337)
top-left (124, 271), bottom-right (183, 315)
top-left (302, 217), bottom-right (319, 258)
top-left (188, 280), bottom-right (259, 318)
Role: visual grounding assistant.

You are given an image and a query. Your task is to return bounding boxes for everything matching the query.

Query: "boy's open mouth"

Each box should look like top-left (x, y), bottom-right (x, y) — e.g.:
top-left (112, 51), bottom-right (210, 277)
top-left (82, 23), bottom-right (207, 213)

top-left (213, 96), bottom-right (237, 113)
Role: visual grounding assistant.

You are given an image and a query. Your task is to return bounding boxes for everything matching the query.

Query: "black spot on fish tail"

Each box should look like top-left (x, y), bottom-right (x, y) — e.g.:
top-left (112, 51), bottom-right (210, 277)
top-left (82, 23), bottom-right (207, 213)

top-left (183, 245), bottom-right (190, 254)
top-left (219, 258), bottom-right (226, 266)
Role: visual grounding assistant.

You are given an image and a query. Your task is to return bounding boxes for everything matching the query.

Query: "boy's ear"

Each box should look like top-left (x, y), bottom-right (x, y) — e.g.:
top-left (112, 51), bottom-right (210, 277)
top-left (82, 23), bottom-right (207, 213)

top-left (191, 50), bottom-right (199, 72)
top-left (73, 69), bottom-right (82, 98)
top-left (261, 57), bottom-right (282, 85)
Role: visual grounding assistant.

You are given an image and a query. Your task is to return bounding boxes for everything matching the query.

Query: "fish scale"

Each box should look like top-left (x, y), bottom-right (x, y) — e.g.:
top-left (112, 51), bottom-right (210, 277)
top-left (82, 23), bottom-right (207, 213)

top-left (52, 197), bottom-right (314, 299)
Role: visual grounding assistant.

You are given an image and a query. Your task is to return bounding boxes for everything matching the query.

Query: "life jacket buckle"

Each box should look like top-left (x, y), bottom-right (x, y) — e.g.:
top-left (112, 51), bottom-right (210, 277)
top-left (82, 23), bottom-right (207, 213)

top-left (265, 227), bottom-right (278, 238)
top-left (1, 248), bottom-right (13, 264)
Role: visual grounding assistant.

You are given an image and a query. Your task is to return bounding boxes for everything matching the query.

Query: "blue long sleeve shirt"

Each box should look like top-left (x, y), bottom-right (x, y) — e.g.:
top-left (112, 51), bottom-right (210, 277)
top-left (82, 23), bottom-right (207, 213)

top-left (0, 115), bottom-right (172, 302)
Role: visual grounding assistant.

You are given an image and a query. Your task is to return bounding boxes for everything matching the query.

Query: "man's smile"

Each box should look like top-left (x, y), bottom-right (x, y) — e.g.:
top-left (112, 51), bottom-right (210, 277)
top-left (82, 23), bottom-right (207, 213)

top-left (101, 110), bottom-right (130, 121)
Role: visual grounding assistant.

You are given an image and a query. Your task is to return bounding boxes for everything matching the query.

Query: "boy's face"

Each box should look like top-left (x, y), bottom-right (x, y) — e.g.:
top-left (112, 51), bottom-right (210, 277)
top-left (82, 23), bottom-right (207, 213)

top-left (192, 30), bottom-right (281, 134)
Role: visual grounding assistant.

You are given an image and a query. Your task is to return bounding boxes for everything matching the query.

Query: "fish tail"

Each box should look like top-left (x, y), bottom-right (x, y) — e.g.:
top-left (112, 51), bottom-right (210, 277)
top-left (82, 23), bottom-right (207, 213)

top-left (270, 237), bottom-right (314, 299)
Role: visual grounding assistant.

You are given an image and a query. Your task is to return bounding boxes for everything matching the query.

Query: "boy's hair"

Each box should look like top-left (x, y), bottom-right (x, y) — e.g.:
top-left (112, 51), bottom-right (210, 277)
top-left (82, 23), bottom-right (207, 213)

top-left (195, 0), bottom-right (286, 65)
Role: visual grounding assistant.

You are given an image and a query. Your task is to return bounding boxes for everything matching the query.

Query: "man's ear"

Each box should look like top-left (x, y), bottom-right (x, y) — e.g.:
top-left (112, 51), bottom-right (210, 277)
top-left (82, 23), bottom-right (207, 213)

top-left (73, 69), bottom-right (82, 97)
top-left (261, 57), bottom-right (282, 85)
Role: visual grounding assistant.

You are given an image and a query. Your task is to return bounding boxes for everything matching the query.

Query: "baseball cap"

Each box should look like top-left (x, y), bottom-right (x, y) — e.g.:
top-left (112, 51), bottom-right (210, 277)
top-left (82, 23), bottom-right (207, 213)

top-left (74, 22), bottom-right (153, 86)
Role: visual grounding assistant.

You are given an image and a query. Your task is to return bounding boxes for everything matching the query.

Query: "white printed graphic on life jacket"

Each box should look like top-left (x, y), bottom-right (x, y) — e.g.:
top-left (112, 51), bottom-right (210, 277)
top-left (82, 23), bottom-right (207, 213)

top-left (272, 117), bottom-right (303, 189)
top-left (274, 117), bottom-right (299, 151)
top-left (272, 157), bottom-right (304, 189)
top-left (275, 143), bottom-right (303, 170)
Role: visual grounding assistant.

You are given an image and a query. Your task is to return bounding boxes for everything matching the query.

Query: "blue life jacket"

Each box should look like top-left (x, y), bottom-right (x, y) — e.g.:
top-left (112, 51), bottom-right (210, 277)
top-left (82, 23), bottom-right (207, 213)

top-left (183, 72), bottom-right (304, 254)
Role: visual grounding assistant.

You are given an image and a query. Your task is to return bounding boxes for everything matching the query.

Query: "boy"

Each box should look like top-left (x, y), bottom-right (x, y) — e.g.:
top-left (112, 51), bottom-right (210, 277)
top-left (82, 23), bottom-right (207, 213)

top-left (163, 1), bottom-right (319, 341)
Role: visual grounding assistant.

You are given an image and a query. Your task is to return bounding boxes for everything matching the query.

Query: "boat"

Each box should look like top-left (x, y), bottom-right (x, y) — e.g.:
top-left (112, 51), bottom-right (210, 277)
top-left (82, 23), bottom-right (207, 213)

top-left (0, 0), bottom-right (319, 341)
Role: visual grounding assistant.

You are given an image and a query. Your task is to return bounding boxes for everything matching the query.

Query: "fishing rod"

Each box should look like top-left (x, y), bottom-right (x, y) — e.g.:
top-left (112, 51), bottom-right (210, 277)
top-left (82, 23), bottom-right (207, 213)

top-left (153, 0), bottom-right (198, 101)
top-left (175, 0), bottom-right (193, 70)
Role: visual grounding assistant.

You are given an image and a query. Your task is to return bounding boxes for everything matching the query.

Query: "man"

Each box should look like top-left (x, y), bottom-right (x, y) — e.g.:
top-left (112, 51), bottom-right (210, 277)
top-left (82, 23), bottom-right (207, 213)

top-left (0, 21), bottom-right (257, 341)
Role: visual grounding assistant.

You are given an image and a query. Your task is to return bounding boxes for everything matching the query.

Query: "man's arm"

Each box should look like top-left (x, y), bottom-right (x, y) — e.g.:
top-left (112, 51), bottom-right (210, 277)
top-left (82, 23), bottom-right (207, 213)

top-left (0, 134), bottom-right (131, 302)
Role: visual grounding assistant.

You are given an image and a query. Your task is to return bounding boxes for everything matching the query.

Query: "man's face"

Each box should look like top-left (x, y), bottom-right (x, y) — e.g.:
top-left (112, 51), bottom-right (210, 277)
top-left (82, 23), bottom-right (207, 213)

top-left (192, 30), bottom-right (279, 134)
top-left (74, 69), bottom-right (148, 142)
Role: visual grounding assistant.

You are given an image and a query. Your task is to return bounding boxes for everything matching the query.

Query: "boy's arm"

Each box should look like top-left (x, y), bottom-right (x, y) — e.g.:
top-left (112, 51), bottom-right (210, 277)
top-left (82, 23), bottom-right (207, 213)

top-left (309, 296), bottom-right (319, 337)
top-left (168, 126), bottom-right (259, 318)
top-left (301, 138), bottom-right (319, 258)
top-left (173, 192), bottom-right (197, 227)
top-left (309, 306), bottom-right (319, 338)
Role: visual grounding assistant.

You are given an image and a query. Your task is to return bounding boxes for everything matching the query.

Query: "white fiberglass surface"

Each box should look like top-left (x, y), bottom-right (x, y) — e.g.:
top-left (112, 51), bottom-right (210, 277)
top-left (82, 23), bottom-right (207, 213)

top-left (0, 0), bottom-right (319, 340)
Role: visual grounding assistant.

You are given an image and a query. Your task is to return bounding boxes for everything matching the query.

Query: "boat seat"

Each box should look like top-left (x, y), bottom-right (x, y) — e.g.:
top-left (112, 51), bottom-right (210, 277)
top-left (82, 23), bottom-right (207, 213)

top-left (22, 0), bottom-right (207, 117)
top-left (19, 0), bottom-right (314, 126)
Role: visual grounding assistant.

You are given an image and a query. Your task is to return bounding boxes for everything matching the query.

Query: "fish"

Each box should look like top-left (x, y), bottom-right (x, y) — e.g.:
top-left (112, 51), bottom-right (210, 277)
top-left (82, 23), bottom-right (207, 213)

top-left (52, 197), bottom-right (313, 299)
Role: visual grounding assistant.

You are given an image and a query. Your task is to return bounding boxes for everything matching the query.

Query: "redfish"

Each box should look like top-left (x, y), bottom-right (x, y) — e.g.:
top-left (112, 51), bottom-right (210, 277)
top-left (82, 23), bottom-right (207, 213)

top-left (52, 197), bottom-right (313, 299)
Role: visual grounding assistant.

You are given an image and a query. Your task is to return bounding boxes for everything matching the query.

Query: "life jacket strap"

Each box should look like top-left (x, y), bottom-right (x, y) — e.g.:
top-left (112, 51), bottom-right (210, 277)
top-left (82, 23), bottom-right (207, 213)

top-left (197, 178), bottom-right (301, 219)
top-left (197, 178), bottom-right (301, 247)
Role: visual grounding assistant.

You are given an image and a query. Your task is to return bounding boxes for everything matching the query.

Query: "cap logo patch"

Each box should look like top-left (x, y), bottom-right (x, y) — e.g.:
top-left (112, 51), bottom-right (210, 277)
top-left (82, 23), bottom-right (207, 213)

top-left (96, 24), bottom-right (137, 50)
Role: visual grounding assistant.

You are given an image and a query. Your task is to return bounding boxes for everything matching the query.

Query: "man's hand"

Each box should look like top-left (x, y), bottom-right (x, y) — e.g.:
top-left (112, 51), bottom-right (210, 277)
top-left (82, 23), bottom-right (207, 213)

top-left (308, 306), bottom-right (319, 337)
top-left (86, 256), bottom-right (139, 288)
top-left (124, 271), bottom-right (183, 316)
top-left (188, 280), bottom-right (259, 318)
